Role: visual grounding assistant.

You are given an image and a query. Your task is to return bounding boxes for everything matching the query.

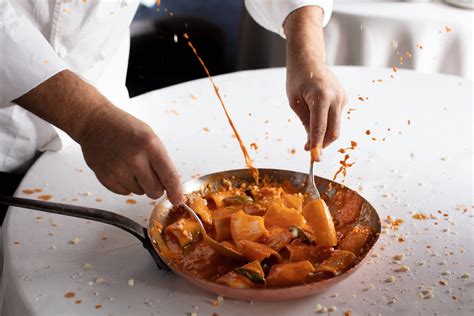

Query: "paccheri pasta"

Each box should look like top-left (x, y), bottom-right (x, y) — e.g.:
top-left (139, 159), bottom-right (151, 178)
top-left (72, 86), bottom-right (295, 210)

top-left (151, 179), bottom-right (375, 289)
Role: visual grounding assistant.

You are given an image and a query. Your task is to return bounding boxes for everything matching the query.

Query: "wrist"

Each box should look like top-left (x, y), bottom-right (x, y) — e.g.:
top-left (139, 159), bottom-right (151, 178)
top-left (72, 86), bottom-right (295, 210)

top-left (284, 6), bottom-right (326, 64)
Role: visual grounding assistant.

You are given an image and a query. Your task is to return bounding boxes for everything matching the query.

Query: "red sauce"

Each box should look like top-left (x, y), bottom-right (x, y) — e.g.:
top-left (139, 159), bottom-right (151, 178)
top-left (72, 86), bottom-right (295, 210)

top-left (64, 291), bottom-right (75, 299)
top-left (332, 154), bottom-right (355, 182)
top-left (184, 33), bottom-right (259, 184)
top-left (38, 195), bottom-right (53, 201)
top-left (333, 141), bottom-right (357, 182)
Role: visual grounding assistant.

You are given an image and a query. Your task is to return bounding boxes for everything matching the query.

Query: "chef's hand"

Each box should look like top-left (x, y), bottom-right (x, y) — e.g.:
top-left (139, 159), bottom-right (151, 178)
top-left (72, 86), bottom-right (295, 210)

top-left (77, 106), bottom-right (183, 204)
top-left (14, 70), bottom-right (183, 204)
top-left (284, 6), bottom-right (348, 161)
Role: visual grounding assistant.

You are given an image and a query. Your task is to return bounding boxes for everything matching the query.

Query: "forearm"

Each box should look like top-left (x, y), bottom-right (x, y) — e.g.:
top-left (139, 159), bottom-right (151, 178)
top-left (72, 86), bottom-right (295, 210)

top-left (284, 6), bottom-right (326, 65)
top-left (13, 70), bottom-right (114, 143)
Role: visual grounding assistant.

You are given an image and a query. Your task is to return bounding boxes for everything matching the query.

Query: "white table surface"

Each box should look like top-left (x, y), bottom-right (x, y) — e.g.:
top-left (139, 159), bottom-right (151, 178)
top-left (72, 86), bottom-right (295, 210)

top-left (1, 67), bottom-right (473, 315)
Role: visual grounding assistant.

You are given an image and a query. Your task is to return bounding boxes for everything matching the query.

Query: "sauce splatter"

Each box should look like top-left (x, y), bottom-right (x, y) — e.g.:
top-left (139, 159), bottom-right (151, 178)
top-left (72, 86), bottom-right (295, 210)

top-left (412, 213), bottom-right (429, 220)
top-left (333, 141), bottom-right (358, 182)
top-left (202, 127), bottom-right (209, 132)
top-left (365, 130), bottom-right (371, 135)
top-left (95, 304), bottom-right (102, 309)
top-left (64, 291), bottom-right (75, 299)
top-left (75, 300), bottom-right (82, 304)
top-left (250, 143), bottom-right (259, 150)
top-left (184, 33), bottom-right (259, 184)
top-left (13, 241), bottom-right (20, 245)
top-left (22, 189), bottom-right (34, 195)
top-left (332, 154), bottom-right (355, 182)
top-left (38, 195), bottom-right (53, 201)
top-left (126, 199), bottom-right (137, 205)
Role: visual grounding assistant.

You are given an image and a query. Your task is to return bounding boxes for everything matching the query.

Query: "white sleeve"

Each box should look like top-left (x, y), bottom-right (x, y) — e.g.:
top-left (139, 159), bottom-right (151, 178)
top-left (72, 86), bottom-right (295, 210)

top-left (244, 0), bottom-right (333, 37)
top-left (0, 0), bottom-right (67, 108)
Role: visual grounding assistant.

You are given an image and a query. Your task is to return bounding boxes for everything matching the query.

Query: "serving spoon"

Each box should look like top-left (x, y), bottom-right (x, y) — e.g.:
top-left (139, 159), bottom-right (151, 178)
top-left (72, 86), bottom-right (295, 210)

top-left (307, 145), bottom-right (322, 201)
top-left (180, 203), bottom-right (246, 261)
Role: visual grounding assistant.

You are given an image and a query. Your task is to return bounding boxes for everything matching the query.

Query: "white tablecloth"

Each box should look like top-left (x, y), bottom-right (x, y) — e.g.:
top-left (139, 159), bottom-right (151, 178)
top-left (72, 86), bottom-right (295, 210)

top-left (238, 2), bottom-right (473, 79)
top-left (1, 67), bottom-right (473, 315)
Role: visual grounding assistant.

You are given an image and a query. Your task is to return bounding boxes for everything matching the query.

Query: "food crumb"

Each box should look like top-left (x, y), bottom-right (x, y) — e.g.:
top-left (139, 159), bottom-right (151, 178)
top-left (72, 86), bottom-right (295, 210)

top-left (95, 304), bottom-right (102, 309)
top-left (412, 213), bottom-right (429, 220)
top-left (393, 254), bottom-right (405, 261)
top-left (82, 263), bottom-right (93, 270)
top-left (95, 277), bottom-right (104, 284)
top-left (202, 128), bottom-right (209, 132)
top-left (358, 96), bottom-right (368, 101)
top-left (328, 306), bottom-right (337, 312)
top-left (385, 276), bottom-right (396, 283)
top-left (13, 241), bottom-right (20, 245)
top-left (441, 270), bottom-right (451, 276)
top-left (461, 272), bottom-right (471, 279)
top-left (439, 279), bottom-right (448, 286)
top-left (68, 237), bottom-right (80, 245)
top-left (395, 264), bottom-right (410, 272)
top-left (250, 143), bottom-right (259, 150)
top-left (344, 311), bottom-right (352, 316)
top-left (128, 278), bottom-right (135, 286)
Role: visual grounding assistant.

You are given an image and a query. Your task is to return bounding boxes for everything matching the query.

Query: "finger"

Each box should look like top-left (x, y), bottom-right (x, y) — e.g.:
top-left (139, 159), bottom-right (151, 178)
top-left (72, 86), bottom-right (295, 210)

top-left (125, 176), bottom-right (145, 195)
top-left (133, 156), bottom-right (165, 199)
top-left (95, 173), bottom-right (131, 195)
top-left (323, 104), bottom-right (342, 148)
top-left (309, 100), bottom-right (330, 161)
top-left (106, 182), bottom-right (130, 196)
top-left (149, 142), bottom-right (183, 205)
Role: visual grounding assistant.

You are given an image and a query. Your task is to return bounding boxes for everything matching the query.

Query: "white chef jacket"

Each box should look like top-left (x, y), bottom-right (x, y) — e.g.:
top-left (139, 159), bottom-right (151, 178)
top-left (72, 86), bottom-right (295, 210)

top-left (0, 0), bottom-right (333, 173)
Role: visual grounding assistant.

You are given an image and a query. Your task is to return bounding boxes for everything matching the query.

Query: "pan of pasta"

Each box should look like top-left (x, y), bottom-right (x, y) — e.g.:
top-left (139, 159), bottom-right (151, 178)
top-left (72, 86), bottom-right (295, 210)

top-left (149, 168), bottom-right (381, 301)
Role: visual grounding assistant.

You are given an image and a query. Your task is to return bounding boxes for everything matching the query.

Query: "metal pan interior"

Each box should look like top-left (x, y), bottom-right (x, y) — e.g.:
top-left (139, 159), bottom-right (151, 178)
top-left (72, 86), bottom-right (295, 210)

top-left (148, 168), bottom-right (381, 301)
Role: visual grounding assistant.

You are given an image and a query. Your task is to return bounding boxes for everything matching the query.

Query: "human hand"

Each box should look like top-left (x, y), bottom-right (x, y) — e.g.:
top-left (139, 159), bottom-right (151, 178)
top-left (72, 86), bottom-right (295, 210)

top-left (13, 70), bottom-right (183, 204)
top-left (77, 106), bottom-right (183, 204)
top-left (284, 6), bottom-right (348, 161)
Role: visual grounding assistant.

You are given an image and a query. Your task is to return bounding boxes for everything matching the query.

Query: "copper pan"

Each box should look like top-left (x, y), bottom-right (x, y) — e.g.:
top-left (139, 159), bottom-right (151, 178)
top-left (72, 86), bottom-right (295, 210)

top-left (0, 168), bottom-right (380, 301)
top-left (149, 168), bottom-right (381, 301)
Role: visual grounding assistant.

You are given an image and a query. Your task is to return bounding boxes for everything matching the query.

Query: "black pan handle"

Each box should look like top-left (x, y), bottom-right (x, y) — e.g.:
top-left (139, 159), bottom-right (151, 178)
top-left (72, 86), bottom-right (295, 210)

top-left (0, 195), bottom-right (170, 271)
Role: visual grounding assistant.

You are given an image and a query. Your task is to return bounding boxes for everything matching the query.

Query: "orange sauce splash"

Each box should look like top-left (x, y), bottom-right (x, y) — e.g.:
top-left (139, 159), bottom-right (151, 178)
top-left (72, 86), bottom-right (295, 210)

top-left (64, 291), bottom-right (75, 299)
top-left (184, 33), bottom-right (259, 184)
top-left (126, 199), bottom-right (137, 204)
top-left (333, 141), bottom-right (357, 182)
top-left (38, 194), bottom-right (53, 201)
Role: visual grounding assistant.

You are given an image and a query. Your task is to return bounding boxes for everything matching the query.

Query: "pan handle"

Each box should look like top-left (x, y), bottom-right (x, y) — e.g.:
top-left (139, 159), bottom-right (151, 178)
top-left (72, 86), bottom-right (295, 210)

top-left (0, 195), bottom-right (170, 271)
